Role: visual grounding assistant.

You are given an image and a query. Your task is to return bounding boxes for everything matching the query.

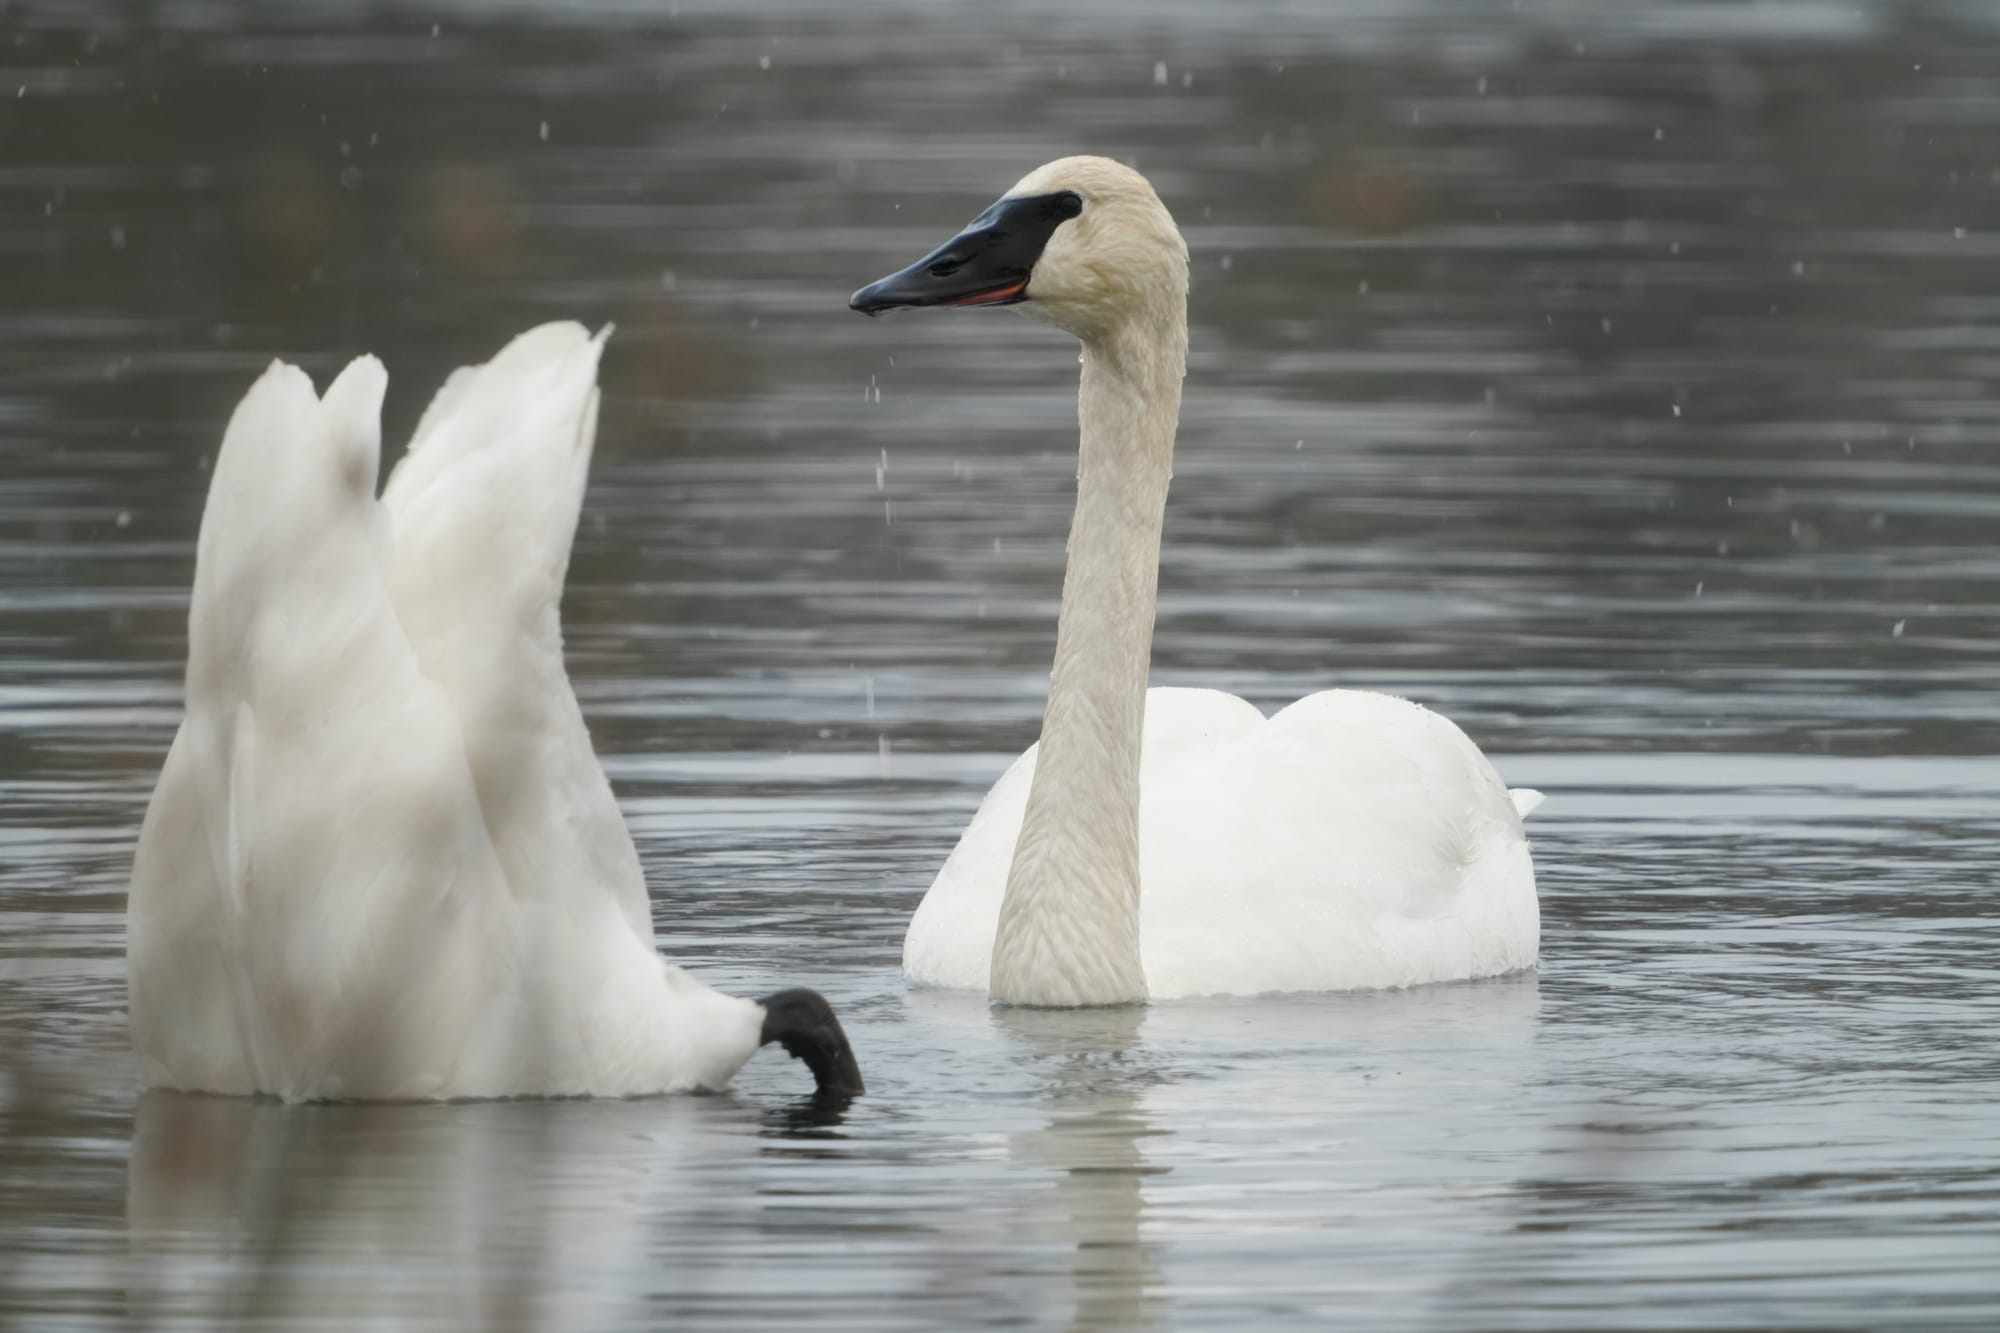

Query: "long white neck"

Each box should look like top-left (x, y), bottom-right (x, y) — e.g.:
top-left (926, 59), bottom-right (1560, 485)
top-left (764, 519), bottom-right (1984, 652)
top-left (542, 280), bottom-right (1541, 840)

top-left (989, 307), bottom-right (1186, 1006)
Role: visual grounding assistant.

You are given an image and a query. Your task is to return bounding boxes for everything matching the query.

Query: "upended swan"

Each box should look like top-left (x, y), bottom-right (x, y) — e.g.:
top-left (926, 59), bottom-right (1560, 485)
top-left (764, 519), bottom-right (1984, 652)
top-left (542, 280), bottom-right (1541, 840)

top-left (126, 323), bottom-right (862, 1100)
top-left (852, 156), bottom-right (1541, 1006)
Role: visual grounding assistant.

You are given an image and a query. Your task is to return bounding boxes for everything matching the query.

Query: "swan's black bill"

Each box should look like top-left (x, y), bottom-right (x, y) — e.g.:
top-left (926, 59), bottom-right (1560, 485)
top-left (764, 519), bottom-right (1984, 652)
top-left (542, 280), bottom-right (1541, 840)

top-left (759, 988), bottom-right (865, 1097)
top-left (849, 190), bottom-right (1084, 316)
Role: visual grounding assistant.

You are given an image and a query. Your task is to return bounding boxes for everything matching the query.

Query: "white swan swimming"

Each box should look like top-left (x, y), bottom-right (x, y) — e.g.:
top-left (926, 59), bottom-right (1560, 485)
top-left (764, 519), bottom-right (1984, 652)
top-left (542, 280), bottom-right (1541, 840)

top-left (126, 323), bottom-right (862, 1100)
top-left (852, 156), bottom-right (1541, 1006)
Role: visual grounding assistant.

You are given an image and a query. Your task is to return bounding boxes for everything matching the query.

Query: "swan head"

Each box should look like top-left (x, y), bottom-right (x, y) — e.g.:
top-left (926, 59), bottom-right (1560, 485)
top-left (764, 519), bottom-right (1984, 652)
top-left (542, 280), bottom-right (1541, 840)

top-left (849, 155), bottom-right (1187, 341)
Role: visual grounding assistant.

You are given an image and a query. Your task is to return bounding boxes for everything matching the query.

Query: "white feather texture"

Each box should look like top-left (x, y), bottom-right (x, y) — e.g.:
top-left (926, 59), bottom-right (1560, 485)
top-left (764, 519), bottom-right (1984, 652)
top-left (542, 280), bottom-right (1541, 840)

top-left (906, 686), bottom-right (1540, 998)
top-left (126, 324), bottom-right (766, 1101)
top-left (894, 157), bottom-right (1541, 1003)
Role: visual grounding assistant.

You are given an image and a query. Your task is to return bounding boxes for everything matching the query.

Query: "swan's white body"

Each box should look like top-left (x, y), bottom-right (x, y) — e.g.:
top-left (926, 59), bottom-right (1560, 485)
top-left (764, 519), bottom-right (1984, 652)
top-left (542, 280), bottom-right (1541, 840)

top-left (127, 324), bottom-right (768, 1101)
top-left (906, 687), bottom-right (1542, 998)
top-left (882, 158), bottom-right (1541, 1003)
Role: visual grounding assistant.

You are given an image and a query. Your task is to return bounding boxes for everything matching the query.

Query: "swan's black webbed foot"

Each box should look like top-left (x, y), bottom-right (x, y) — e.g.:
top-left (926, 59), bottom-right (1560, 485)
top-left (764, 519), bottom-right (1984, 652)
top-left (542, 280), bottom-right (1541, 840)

top-left (758, 988), bottom-right (865, 1097)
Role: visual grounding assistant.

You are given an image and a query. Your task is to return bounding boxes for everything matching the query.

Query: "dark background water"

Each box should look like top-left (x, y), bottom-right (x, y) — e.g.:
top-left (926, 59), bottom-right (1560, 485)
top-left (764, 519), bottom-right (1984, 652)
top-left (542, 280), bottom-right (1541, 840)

top-left (2, 1), bottom-right (1997, 1328)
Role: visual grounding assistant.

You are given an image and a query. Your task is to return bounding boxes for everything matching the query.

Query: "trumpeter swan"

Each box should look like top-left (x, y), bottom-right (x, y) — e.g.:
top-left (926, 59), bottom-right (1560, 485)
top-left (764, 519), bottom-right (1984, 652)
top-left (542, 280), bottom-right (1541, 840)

top-left (126, 323), bottom-right (862, 1100)
top-left (852, 156), bottom-right (1541, 1007)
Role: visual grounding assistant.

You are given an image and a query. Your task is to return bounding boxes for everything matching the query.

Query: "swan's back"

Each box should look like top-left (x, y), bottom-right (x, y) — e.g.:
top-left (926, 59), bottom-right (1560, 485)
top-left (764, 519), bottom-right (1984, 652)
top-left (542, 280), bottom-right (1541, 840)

top-left (1138, 689), bottom-right (1538, 996)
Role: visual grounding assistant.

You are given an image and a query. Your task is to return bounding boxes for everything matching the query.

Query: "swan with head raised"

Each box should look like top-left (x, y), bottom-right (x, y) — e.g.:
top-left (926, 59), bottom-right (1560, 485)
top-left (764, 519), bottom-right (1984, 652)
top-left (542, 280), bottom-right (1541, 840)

top-left (853, 156), bottom-right (1541, 1007)
top-left (126, 324), bottom-right (862, 1100)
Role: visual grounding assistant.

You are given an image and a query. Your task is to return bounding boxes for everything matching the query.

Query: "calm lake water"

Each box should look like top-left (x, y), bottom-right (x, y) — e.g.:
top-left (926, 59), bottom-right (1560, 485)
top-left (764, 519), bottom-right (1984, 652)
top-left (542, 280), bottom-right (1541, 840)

top-left (3, 1), bottom-right (1998, 1328)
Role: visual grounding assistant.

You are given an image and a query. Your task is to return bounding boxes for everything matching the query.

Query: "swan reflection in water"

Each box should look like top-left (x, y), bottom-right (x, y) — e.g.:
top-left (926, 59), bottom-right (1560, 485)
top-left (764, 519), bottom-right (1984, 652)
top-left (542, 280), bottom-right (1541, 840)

top-left (994, 1004), bottom-right (1164, 1332)
top-left (125, 1089), bottom-right (824, 1328)
top-left (126, 979), bottom-right (1542, 1327)
top-left (121, 1007), bottom-right (1170, 1331)
top-left (955, 973), bottom-right (1548, 1329)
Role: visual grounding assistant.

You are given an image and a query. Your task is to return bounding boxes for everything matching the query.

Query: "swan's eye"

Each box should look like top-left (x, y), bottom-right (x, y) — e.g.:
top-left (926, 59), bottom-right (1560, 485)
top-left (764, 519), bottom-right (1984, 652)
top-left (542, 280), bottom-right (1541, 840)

top-left (1054, 191), bottom-right (1084, 220)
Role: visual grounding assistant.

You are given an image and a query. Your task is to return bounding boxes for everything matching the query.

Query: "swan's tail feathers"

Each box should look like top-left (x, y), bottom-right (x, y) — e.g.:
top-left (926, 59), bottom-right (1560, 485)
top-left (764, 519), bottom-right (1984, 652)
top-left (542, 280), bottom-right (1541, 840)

top-left (377, 318), bottom-right (609, 683)
top-left (189, 361), bottom-right (317, 642)
top-left (1509, 788), bottom-right (1546, 819)
top-left (377, 324), bottom-right (652, 943)
top-left (320, 355), bottom-right (389, 497)
top-left (186, 355), bottom-right (390, 699)
top-left (136, 351), bottom-right (521, 1096)
top-left (383, 321), bottom-right (607, 575)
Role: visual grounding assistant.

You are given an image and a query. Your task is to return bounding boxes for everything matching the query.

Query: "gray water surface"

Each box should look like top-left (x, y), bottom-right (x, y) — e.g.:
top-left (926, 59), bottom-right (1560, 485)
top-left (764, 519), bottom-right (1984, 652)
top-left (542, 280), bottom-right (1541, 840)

top-left (2, 2), bottom-right (1998, 1328)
